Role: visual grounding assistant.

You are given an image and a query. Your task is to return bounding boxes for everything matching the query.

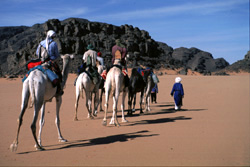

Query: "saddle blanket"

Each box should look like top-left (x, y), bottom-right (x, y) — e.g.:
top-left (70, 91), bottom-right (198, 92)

top-left (100, 68), bottom-right (127, 80)
top-left (26, 59), bottom-right (42, 70)
top-left (22, 65), bottom-right (58, 83)
top-left (137, 67), bottom-right (159, 83)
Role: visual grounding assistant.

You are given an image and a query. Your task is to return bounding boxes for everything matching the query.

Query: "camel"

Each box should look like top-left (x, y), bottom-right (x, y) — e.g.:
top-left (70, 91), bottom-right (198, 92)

top-left (128, 68), bottom-right (146, 115)
top-left (102, 59), bottom-right (128, 126)
top-left (142, 69), bottom-right (155, 113)
top-left (10, 54), bottom-right (74, 152)
top-left (74, 65), bottom-right (104, 120)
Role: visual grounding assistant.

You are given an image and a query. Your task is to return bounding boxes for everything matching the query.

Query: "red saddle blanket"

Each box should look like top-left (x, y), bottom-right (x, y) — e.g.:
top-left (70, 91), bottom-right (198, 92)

top-left (26, 59), bottom-right (42, 70)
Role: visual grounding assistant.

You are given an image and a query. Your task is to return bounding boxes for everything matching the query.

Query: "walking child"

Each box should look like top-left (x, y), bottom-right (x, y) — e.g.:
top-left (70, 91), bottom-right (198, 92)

top-left (171, 77), bottom-right (184, 110)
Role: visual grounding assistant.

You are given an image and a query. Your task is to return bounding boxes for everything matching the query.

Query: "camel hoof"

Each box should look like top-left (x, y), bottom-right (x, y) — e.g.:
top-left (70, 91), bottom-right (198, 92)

top-left (10, 143), bottom-right (18, 152)
top-left (122, 119), bottom-right (128, 123)
top-left (59, 139), bottom-right (68, 142)
top-left (34, 143), bottom-right (43, 148)
top-left (74, 117), bottom-right (78, 121)
top-left (102, 120), bottom-right (107, 126)
top-left (115, 123), bottom-right (120, 127)
top-left (87, 115), bottom-right (94, 119)
top-left (36, 146), bottom-right (45, 151)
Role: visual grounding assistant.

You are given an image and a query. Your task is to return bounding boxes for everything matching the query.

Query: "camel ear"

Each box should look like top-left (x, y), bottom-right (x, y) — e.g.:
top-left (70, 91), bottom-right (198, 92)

top-left (60, 54), bottom-right (65, 59)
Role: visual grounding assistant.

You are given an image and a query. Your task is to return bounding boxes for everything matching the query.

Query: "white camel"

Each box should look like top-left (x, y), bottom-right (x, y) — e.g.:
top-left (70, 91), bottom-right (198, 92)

top-left (102, 59), bottom-right (128, 126)
top-left (74, 65), bottom-right (104, 120)
top-left (10, 54), bottom-right (74, 152)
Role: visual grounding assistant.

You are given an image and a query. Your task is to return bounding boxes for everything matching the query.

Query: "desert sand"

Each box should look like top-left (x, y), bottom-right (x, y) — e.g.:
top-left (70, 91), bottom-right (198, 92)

top-left (0, 73), bottom-right (249, 166)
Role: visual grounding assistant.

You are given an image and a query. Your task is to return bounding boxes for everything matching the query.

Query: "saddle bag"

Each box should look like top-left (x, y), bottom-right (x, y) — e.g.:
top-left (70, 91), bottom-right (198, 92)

top-left (152, 73), bottom-right (159, 84)
top-left (101, 70), bottom-right (107, 80)
top-left (115, 50), bottom-right (122, 60)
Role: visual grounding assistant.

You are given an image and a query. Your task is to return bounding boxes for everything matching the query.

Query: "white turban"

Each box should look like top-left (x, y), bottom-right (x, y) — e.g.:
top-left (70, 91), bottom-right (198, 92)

top-left (175, 77), bottom-right (182, 83)
top-left (46, 30), bottom-right (56, 50)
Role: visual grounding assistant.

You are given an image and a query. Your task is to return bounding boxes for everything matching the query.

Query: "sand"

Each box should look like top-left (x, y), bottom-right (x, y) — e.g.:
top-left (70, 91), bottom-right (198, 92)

top-left (0, 73), bottom-right (249, 166)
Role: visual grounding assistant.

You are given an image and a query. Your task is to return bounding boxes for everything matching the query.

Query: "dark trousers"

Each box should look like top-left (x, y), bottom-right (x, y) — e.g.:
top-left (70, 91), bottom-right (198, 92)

top-left (151, 93), bottom-right (157, 103)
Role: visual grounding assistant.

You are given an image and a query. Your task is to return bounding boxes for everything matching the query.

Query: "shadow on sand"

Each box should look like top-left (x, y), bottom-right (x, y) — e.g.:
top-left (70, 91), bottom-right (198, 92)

top-left (17, 102), bottom-right (206, 154)
top-left (18, 130), bottom-right (158, 154)
top-left (124, 116), bottom-right (192, 127)
top-left (125, 101), bottom-right (206, 117)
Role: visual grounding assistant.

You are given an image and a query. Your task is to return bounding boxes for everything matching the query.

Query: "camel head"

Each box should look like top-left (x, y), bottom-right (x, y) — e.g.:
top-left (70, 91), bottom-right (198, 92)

top-left (61, 54), bottom-right (74, 88)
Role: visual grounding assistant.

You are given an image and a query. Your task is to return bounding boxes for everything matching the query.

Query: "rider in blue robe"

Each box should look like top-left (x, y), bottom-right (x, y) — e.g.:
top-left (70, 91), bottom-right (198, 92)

top-left (171, 77), bottom-right (184, 110)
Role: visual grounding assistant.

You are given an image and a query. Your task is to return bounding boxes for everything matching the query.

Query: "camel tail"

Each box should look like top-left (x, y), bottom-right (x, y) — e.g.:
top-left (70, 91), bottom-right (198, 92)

top-left (28, 78), bottom-right (35, 108)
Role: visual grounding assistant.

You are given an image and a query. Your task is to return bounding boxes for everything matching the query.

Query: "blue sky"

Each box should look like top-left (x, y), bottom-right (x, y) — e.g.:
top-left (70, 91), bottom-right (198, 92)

top-left (0, 0), bottom-right (249, 64)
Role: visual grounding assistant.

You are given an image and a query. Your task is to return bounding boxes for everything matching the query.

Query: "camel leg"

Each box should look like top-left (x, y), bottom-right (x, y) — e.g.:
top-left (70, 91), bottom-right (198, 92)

top-left (55, 96), bottom-right (67, 143)
top-left (144, 85), bottom-right (151, 113)
top-left (103, 87), bottom-right (110, 126)
top-left (74, 82), bottom-right (81, 121)
top-left (145, 94), bottom-right (149, 113)
top-left (127, 90), bottom-right (133, 115)
top-left (110, 95), bottom-right (116, 125)
top-left (31, 98), bottom-right (45, 151)
top-left (10, 82), bottom-right (30, 152)
top-left (145, 93), bottom-right (151, 113)
top-left (139, 90), bottom-right (144, 114)
top-left (93, 89), bottom-right (99, 117)
top-left (110, 90), bottom-right (120, 126)
top-left (36, 103), bottom-right (46, 148)
top-left (121, 89), bottom-right (128, 123)
top-left (147, 93), bottom-right (151, 112)
top-left (86, 92), bottom-right (94, 119)
top-left (142, 89), bottom-right (145, 110)
top-left (99, 88), bottom-right (104, 112)
top-left (132, 93), bottom-right (136, 113)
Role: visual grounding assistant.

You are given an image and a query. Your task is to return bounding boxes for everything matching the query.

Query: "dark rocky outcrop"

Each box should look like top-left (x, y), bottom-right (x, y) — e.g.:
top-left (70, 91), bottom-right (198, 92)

top-left (171, 47), bottom-right (229, 74)
top-left (221, 51), bottom-right (250, 73)
top-left (0, 18), bottom-right (164, 76)
top-left (0, 17), bottom-right (233, 77)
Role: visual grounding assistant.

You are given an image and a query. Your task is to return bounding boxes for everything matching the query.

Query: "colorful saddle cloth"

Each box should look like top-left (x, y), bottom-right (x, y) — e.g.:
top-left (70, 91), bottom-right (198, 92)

top-left (22, 65), bottom-right (58, 83)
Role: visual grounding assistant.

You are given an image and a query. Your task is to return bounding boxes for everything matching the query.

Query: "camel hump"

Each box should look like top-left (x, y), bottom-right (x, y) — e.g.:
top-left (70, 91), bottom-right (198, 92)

top-left (115, 50), bottom-right (122, 60)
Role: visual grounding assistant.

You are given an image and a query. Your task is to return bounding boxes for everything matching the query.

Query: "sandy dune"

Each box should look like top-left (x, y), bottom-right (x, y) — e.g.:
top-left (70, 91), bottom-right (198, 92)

top-left (0, 74), bottom-right (249, 166)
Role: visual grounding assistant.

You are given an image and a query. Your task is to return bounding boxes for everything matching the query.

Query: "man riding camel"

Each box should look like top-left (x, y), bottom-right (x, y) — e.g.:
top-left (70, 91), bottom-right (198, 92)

top-left (82, 44), bottom-right (100, 84)
top-left (111, 39), bottom-right (129, 86)
top-left (35, 30), bottom-right (63, 95)
top-left (112, 39), bottom-right (127, 67)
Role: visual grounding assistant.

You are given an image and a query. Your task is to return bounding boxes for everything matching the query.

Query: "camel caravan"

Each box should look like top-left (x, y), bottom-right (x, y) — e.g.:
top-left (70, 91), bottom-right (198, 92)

top-left (10, 31), bottom-right (159, 152)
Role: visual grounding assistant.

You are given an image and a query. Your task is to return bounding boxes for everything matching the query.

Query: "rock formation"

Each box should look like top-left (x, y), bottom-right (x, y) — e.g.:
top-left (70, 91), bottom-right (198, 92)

top-left (0, 18), bottom-right (231, 77)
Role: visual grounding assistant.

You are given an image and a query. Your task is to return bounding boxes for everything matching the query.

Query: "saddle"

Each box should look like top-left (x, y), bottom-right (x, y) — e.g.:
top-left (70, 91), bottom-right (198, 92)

top-left (85, 67), bottom-right (100, 85)
top-left (137, 68), bottom-right (150, 76)
top-left (22, 65), bottom-right (59, 87)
